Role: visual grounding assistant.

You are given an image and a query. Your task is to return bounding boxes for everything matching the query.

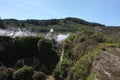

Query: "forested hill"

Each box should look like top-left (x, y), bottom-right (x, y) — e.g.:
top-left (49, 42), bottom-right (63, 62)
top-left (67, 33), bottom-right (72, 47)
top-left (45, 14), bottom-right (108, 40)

top-left (1, 17), bottom-right (105, 32)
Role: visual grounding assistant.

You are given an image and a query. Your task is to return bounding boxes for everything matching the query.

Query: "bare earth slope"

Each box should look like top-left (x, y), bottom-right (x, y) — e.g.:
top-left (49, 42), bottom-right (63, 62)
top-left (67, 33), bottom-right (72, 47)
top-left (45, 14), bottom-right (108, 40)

top-left (93, 48), bottom-right (120, 80)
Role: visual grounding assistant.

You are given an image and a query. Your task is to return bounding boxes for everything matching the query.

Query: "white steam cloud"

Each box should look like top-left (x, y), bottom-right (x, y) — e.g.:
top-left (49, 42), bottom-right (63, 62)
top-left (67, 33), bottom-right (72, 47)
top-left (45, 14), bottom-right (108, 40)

top-left (45, 28), bottom-right (70, 42)
top-left (50, 28), bottom-right (54, 33)
top-left (56, 34), bottom-right (70, 42)
top-left (0, 28), bottom-right (37, 38)
top-left (0, 28), bottom-right (70, 42)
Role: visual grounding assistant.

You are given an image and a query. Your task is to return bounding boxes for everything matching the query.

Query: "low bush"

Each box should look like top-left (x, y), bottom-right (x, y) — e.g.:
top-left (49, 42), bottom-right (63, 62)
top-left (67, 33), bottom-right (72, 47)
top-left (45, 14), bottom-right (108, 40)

top-left (12, 66), bottom-right (34, 80)
top-left (37, 38), bottom-right (59, 74)
top-left (32, 71), bottom-right (46, 80)
top-left (0, 67), bottom-right (15, 80)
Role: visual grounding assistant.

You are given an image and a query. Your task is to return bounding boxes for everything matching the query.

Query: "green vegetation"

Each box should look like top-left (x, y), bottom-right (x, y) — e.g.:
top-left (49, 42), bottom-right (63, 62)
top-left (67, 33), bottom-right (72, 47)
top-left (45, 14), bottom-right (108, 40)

top-left (0, 66), bottom-right (46, 80)
top-left (0, 36), bottom-right (59, 80)
top-left (0, 67), bottom-right (15, 80)
top-left (53, 28), bottom-right (120, 80)
top-left (37, 38), bottom-right (59, 74)
top-left (2, 17), bottom-right (105, 32)
top-left (87, 70), bottom-right (98, 80)
top-left (13, 66), bottom-right (34, 80)
top-left (0, 17), bottom-right (120, 80)
top-left (32, 71), bottom-right (46, 80)
top-left (103, 43), bottom-right (120, 48)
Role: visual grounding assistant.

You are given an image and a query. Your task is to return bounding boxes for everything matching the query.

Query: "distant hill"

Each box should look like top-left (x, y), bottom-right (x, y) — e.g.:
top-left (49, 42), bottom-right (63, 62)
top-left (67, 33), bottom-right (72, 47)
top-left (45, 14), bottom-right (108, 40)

top-left (2, 17), bottom-right (105, 32)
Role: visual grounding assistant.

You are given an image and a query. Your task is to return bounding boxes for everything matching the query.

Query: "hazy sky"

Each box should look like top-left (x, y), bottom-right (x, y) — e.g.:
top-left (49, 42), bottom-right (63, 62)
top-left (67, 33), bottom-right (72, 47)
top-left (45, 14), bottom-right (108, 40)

top-left (0, 0), bottom-right (120, 26)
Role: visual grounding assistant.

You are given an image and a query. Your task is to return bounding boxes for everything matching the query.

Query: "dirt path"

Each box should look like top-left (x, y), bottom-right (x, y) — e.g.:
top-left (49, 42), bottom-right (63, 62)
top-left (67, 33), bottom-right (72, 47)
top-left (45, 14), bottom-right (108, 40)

top-left (60, 43), bottom-right (64, 62)
top-left (46, 75), bottom-right (55, 80)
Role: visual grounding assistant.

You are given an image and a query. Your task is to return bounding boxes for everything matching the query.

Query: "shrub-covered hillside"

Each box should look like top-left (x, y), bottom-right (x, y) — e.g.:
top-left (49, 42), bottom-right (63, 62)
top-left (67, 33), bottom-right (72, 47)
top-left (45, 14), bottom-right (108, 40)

top-left (53, 29), bottom-right (120, 80)
top-left (0, 17), bottom-right (120, 80)
top-left (0, 27), bottom-right (120, 80)
top-left (2, 17), bottom-right (105, 32)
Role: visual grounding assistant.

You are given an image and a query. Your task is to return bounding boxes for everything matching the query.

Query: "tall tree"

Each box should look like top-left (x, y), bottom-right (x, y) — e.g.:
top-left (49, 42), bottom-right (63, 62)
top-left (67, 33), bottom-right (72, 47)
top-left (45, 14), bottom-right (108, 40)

top-left (0, 17), bottom-right (5, 29)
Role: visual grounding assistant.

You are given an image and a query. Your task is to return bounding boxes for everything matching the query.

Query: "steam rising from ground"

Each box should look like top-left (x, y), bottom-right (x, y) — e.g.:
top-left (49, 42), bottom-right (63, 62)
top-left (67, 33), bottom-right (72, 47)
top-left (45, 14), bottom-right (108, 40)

top-left (45, 28), bottom-right (70, 42)
top-left (50, 28), bottom-right (54, 33)
top-left (0, 28), bottom-right (37, 38)
top-left (0, 28), bottom-right (70, 42)
top-left (56, 34), bottom-right (70, 42)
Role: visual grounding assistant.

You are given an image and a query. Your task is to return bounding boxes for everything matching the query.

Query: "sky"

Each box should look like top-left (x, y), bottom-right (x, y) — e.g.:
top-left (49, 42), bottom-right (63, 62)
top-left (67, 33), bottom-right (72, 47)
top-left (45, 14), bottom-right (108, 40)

top-left (0, 0), bottom-right (120, 26)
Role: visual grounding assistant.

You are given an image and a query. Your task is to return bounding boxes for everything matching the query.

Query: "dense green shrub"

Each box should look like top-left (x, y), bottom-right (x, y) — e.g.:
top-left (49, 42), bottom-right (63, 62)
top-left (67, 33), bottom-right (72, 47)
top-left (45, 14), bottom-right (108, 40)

top-left (12, 36), bottom-right (41, 58)
top-left (37, 38), bottom-right (59, 74)
top-left (53, 30), bottom-right (104, 80)
top-left (0, 19), bottom-right (5, 29)
top-left (67, 45), bottom-right (101, 80)
top-left (0, 36), bottom-right (59, 75)
top-left (0, 36), bottom-right (13, 49)
top-left (32, 71), bottom-right (46, 80)
top-left (83, 29), bottom-right (94, 36)
top-left (0, 67), bottom-right (15, 80)
top-left (91, 32), bottom-right (105, 43)
top-left (0, 36), bottom-right (14, 66)
top-left (70, 55), bottom-right (92, 80)
top-left (0, 36), bottom-right (41, 67)
top-left (12, 66), bottom-right (33, 80)
top-left (53, 58), bottom-right (72, 80)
